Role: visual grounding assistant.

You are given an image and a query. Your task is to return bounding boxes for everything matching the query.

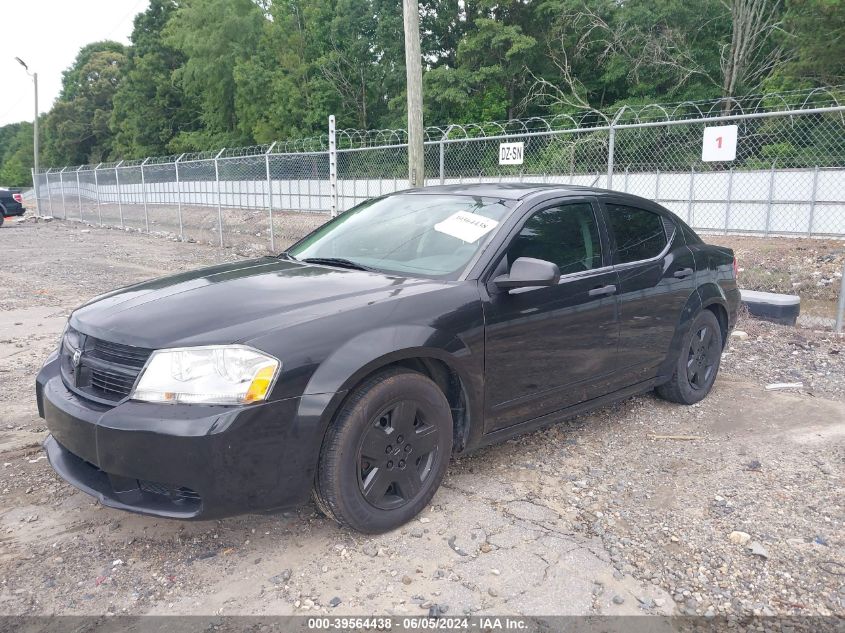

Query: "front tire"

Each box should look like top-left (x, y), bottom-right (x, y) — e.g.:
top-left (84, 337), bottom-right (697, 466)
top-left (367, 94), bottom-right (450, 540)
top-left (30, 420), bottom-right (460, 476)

top-left (314, 369), bottom-right (453, 533)
top-left (657, 309), bottom-right (723, 405)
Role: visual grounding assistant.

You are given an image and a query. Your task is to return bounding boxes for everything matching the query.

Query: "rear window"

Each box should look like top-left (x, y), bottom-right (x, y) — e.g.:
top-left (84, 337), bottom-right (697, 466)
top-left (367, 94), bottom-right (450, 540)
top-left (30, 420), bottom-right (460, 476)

top-left (606, 204), bottom-right (668, 264)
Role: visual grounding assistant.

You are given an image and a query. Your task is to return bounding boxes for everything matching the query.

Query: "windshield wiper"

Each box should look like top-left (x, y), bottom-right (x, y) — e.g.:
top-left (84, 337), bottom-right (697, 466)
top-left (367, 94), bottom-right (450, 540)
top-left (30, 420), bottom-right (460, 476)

top-left (300, 257), bottom-right (374, 272)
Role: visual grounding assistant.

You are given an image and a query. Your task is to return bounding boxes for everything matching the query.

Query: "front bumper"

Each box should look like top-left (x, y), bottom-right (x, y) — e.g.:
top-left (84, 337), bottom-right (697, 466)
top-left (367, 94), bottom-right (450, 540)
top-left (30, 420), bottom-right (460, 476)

top-left (36, 355), bottom-right (318, 519)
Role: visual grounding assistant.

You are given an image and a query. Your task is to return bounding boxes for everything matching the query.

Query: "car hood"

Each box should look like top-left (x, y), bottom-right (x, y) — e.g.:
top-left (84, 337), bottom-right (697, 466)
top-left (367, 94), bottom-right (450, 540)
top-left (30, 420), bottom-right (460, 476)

top-left (70, 257), bottom-right (443, 349)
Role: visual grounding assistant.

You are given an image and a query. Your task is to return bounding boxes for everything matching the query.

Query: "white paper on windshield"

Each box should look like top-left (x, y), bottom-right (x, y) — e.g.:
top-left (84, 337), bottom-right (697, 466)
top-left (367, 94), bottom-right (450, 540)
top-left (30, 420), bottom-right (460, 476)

top-left (434, 211), bottom-right (499, 244)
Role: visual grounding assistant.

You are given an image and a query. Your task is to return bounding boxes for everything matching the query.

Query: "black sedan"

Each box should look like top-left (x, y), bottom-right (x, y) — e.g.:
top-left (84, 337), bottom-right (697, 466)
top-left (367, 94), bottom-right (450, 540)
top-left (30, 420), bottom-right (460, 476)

top-left (37, 184), bottom-right (740, 533)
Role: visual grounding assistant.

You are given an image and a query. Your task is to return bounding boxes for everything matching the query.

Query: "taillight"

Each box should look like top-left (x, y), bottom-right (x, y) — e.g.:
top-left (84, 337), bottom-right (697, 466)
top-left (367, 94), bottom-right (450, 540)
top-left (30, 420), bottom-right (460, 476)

top-left (12, 193), bottom-right (22, 204)
top-left (732, 257), bottom-right (738, 278)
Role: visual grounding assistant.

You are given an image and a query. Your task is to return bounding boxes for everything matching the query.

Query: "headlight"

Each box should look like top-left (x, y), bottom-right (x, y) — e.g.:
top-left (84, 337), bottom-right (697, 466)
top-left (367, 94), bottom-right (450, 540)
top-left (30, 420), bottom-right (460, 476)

top-left (131, 346), bottom-right (280, 405)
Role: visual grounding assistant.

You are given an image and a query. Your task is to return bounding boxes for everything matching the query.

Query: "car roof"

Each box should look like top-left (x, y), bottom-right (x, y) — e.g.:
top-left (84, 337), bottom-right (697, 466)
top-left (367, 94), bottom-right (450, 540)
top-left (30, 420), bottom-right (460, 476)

top-left (402, 182), bottom-right (634, 202)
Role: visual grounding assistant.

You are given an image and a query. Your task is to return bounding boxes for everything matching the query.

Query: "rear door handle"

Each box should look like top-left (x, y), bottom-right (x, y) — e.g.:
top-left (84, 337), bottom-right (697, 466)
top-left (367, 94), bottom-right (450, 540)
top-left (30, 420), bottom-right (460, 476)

top-left (588, 284), bottom-right (617, 297)
top-left (673, 267), bottom-right (694, 278)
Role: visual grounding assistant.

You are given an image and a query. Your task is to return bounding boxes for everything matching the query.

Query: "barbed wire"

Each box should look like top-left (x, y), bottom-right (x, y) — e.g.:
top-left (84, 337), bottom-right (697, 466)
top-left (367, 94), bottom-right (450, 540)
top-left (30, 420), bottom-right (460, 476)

top-left (35, 85), bottom-right (844, 173)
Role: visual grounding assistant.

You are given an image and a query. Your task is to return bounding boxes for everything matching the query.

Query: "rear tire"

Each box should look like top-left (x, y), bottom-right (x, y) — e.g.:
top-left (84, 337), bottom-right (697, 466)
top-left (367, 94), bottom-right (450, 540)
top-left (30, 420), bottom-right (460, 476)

top-left (313, 369), bottom-right (453, 533)
top-left (657, 309), bottom-right (723, 405)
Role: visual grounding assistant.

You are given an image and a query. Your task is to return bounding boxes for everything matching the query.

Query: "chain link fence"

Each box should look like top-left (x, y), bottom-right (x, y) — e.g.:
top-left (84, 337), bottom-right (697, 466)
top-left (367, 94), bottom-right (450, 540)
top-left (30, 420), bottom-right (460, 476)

top-left (27, 88), bottom-right (845, 330)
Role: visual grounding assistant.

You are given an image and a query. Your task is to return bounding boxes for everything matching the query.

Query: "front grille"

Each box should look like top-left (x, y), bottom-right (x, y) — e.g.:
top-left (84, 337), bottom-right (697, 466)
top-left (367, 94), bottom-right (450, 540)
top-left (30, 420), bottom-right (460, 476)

top-left (90, 368), bottom-right (139, 398)
top-left (89, 338), bottom-right (152, 368)
top-left (61, 328), bottom-right (153, 403)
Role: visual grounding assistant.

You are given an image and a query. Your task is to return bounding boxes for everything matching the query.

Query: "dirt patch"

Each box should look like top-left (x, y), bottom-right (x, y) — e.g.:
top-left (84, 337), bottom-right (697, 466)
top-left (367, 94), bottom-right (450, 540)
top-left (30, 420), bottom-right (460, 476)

top-left (0, 220), bottom-right (842, 618)
top-left (707, 234), bottom-right (844, 302)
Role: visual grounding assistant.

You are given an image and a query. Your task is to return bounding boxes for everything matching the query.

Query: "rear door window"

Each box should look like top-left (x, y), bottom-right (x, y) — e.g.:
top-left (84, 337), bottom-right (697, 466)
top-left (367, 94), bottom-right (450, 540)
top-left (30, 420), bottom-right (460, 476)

top-left (605, 204), bottom-right (668, 264)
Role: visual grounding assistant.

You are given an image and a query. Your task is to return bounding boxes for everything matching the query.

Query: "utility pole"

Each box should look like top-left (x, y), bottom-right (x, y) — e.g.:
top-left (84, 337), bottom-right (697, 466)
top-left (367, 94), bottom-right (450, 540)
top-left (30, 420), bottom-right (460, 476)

top-left (15, 57), bottom-right (39, 212)
top-left (402, 0), bottom-right (424, 188)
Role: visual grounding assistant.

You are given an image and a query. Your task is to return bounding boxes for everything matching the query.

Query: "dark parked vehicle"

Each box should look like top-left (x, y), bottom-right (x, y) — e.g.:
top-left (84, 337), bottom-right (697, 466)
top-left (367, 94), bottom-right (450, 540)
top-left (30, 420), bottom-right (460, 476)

top-left (37, 184), bottom-right (739, 532)
top-left (0, 187), bottom-right (26, 226)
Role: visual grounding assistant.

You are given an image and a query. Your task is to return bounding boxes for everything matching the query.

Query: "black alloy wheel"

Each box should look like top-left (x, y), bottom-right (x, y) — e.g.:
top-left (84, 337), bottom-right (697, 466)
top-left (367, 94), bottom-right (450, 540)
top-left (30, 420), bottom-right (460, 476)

top-left (357, 399), bottom-right (439, 510)
top-left (656, 309), bottom-right (723, 405)
top-left (313, 369), bottom-right (453, 533)
top-left (687, 323), bottom-right (720, 390)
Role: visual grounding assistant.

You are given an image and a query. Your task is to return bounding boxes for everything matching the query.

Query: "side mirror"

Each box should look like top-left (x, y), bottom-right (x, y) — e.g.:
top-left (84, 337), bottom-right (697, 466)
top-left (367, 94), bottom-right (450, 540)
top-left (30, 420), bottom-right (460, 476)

top-left (493, 257), bottom-right (561, 290)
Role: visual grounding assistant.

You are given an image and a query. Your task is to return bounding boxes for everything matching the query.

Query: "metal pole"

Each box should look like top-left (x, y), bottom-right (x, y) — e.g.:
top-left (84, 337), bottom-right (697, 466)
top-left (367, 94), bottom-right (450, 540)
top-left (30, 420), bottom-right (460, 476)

top-left (606, 107), bottom-right (626, 190)
top-left (438, 125), bottom-right (453, 186)
top-left (115, 161), bottom-right (124, 228)
top-left (687, 166), bottom-right (695, 226)
top-left (175, 154), bottom-right (185, 241)
top-left (439, 141), bottom-right (445, 185)
top-left (724, 167), bottom-right (734, 235)
top-left (329, 115), bottom-right (338, 217)
top-left (214, 149), bottom-right (225, 247)
top-left (403, 0), bottom-right (424, 188)
top-left (93, 163), bottom-right (102, 225)
top-left (264, 141), bottom-right (276, 253)
top-left (15, 56), bottom-right (41, 212)
top-left (655, 169), bottom-right (660, 201)
top-left (76, 166), bottom-right (83, 221)
top-left (835, 261), bottom-right (845, 334)
top-left (141, 158), bottom-right (150, 232)
top-left (764, 160), bottom-right (776, 236)
top-left (45, 170), bottom-right (51, 215)
top-left (33, 72), bottom-right (39, 213)
top-left (808, 165), bottom-right (819, 236)
top-left (59, 168), bottom-right (66, 219)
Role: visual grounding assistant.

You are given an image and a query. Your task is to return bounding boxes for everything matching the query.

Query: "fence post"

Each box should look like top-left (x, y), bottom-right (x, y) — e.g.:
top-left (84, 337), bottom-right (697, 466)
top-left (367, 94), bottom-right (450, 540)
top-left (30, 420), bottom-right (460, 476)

top-left (31, 168), bottom-right (38, 213)
top-left (329, 115), bottom-right (338, 217)
top-left (836, 259), bottom-right (845, 334)
top-left (687, 165), bottom-right (695, 226)
top-left (606, 107), bottom-right (626, 190)
top-left (59, 168), bottom-right (66, 218)
top-left (174, 153), bottom-right (185, 241)
top-left (808, 165), bottom-right (819, 236)
top-left (724, 167), bottom-right (734, 235)
top-left (76, 166), bottom-right (83, 221)
top-left (44, 170), bottom-right (51, 216)
top-left (764, 160), bottom-right (776, 236)
top-left (140, 158), bottom-right (150, 232)
top-left (30, 168), bottom-right (37, 214)
top-left (439, 125), bottom-right (454, 185)
top-left (211, 149), bottom-right (225, 247)
top-left (115, 161), bottom-right (124, 229)
top-left (265, 142), bottom-right (277, 252)
top-left (654, 169), bottom-right (660, 201)
top-left (93, 163), bottom-right (102, 225)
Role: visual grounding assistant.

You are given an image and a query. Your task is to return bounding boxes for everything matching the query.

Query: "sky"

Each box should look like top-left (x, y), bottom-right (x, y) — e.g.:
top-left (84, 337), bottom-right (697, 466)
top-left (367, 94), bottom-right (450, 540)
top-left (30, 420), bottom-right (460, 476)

top-left (0, 0), bottom-right (149, 127)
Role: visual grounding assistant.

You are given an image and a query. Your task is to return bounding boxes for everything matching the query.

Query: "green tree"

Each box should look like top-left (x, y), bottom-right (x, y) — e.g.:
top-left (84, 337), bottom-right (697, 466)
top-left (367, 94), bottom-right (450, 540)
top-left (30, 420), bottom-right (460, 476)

top-left (426, 1), bottom-right (540, 122)
top-left (42, 42), bottom-right (127, 164)
top-left (111, 0), bottom-right (200, 157)
top-left (163, 0), bottom-right (264, 148)
top-left (0, 122), bottom-right (35, 187)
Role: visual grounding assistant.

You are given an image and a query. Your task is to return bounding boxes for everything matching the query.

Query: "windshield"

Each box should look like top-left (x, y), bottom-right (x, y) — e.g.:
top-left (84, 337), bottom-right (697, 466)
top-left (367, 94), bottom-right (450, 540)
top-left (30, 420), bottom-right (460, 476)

top-left (287, 194), bottom-right (513, 279)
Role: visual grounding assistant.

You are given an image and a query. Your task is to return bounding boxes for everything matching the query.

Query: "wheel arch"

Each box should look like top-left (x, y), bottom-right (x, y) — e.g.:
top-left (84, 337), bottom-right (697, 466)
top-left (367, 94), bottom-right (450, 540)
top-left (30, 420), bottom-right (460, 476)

top-left (655, 283), bottom-right (729, 383)
top-left (297, 326), bottom-right (481, 467)
top-left (697, 281), bottom-right (730, 349)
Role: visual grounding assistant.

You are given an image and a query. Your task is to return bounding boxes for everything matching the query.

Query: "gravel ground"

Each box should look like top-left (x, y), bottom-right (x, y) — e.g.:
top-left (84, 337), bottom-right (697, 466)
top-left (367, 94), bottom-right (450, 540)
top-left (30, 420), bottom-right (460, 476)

top-left (0, 218), bottom-right (842, 624)
top-left (706, 235), bottom-right (844, 303)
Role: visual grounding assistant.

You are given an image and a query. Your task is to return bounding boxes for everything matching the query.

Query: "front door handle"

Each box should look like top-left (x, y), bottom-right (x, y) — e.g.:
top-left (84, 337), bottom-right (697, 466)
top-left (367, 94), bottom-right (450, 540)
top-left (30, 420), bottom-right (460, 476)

top-left (588, 284), bottom-right (617, 297)
top-left (673, 267), bottom-right (694, 279)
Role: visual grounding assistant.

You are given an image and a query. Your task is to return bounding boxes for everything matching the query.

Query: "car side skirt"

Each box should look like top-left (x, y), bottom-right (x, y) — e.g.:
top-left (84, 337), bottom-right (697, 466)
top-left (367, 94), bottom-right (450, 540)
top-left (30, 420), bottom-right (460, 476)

top-left (463, 377), bottom-right (658, 454)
